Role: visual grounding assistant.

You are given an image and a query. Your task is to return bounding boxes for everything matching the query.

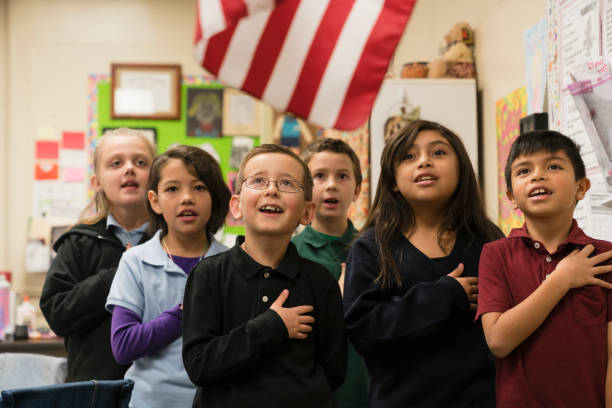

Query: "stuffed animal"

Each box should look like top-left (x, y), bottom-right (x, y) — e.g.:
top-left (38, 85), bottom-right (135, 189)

top-left (427, 22), bottom-right (475, 79)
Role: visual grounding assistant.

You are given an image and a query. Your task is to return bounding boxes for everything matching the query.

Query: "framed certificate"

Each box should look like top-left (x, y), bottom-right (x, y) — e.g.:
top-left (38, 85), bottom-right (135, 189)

top-left (111, 63), bottom-right (181, 119)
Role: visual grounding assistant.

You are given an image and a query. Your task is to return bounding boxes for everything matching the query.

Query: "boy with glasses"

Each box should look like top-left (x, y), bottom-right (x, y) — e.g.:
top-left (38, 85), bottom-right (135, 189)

top-left (182, 144), bottom-right (347, 408)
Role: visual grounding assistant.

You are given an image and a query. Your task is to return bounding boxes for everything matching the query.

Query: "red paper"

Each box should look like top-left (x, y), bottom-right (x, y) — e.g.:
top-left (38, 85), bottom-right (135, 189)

top-left (35, 162), bottom-right (59, 180)
top-left (35, 141), bottom-right (59, 159)
top-left (62, 131), bottom-right (85, 150)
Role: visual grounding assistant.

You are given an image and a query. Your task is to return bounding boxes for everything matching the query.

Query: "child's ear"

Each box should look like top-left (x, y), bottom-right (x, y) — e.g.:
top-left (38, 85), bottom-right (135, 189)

top-left (506, 189), bottom-right (518, 209)
top-left (147, 190), bottom-right (163, 215)
top-left (229, 195), bottom-right (244, 220)
top-left (575, 177), bottom-right (591, 201)
top-left (90, 174), bottom-right (102, 193)
top-left (299, 201), bottom-right (316, 225)
top-left (352, 184), bottom-right (362, 202)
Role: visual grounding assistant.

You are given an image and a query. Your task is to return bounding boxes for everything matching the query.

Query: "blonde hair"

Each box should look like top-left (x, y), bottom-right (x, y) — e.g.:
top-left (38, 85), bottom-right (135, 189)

top-left (78, 128), bottom-right (156, 226)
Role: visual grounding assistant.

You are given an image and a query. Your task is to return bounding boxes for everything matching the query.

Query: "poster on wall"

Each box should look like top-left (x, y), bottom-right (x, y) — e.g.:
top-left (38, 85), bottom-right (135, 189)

top-left (547, 0), bottom-right (612, 240)
top-left (496, 87), bottom-right (527, 236)
top-left (186, 88), bottom-right (223, 138)
top-left (524, 17), bottom-right (548, 114)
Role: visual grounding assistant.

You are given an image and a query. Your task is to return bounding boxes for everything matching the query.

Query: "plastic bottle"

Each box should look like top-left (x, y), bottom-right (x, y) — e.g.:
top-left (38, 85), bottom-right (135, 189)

top-left (0, 275), bottom-right (10, 336)
top-left (16, 295), bottom-right (36, 332)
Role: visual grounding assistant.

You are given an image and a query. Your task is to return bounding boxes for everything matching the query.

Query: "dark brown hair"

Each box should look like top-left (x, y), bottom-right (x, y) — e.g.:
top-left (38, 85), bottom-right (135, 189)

top-left (236, 144), bottom-right (313, 201)
top-left (364, 120), bottom-right (503, 288)
top-left (301, 138), bottom-right (363, 186)
top-left (147, 145), bottom-right (230, 236)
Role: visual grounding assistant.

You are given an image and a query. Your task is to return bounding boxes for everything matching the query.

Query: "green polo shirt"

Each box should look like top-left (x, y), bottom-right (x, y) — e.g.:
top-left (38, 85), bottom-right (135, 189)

top-left (292, 220), bottom-right (368, 408)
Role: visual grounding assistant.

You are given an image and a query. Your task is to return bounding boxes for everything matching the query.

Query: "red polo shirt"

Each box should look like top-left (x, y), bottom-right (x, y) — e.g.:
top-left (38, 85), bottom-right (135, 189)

top-left (476, 220), bottom-right (612, 408)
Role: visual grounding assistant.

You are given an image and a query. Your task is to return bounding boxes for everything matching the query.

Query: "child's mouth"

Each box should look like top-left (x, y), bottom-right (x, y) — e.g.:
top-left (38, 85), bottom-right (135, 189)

top-left (121, 181), bottom-right (139, 190)
top-left (178, 210), bottom-right (198, 220)
top-left (528, 188), bottom-right (552, 197)
top-left (259, 205), bottom-right (283, 214)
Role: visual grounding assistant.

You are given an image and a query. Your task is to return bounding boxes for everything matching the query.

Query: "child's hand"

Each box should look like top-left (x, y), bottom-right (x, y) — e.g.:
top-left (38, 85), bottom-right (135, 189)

top-left (552, 245), bottom-right (612, 290)
top-left (338, 263), bottom-right (346, 298)
top-left (270, 289), bottom-right (315, 339)
top-left (448, 263), bottom-right (478, 310)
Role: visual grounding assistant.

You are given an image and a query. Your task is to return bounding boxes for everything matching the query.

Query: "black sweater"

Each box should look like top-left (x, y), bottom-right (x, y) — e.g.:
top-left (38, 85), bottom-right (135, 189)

top-left (343, 228), bottom-right (495, 408)
top-left (40, 218), bottom-right (147, 381)
top-left (183, 237), bottom-right (347, 408)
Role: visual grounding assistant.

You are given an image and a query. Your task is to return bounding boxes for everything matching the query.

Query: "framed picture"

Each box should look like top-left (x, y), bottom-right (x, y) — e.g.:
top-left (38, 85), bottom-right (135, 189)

top-left (101, 127), bottom-right (157, 146)
top-left (111, 63), bottom-right (181, 120)
top-left (186, 87), bottom-right (223, 138)
top-left (223, 88), bottom-right (261, 136)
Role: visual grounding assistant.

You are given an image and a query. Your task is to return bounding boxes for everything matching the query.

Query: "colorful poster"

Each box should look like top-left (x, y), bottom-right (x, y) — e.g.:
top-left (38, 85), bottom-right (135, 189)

top-left (496, 87), bottom-right (528, 236)
top-left (524, 17), bottom-right (548, 114)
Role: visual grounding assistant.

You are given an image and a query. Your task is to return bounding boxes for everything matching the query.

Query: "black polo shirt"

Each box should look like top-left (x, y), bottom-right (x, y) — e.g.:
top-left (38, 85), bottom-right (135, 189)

top-left (182, 236), bottom-right (347, 408)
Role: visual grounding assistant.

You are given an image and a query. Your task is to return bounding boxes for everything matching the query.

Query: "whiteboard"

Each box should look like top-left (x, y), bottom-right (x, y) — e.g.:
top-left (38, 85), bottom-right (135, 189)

top-left (369, 78), bottom-right (478, 202)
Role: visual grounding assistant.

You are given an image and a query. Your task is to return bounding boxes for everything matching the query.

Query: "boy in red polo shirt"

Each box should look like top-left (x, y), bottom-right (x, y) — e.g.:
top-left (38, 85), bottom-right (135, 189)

top-left (477, 130), bottom-right (612, 407)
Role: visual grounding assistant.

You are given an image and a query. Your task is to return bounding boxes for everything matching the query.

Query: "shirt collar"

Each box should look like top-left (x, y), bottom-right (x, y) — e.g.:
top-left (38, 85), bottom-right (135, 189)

top-left (232, 235), bottom-right (300, 280)
top-left (300, 219), bottom-right (358, 248)
top-left (106, 214), bottom-right (149, 234)
top-left (508, 219), bottom-right (592, 247)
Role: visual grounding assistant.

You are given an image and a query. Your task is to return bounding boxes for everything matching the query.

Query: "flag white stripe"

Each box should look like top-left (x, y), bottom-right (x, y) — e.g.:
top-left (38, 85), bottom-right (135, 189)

top-left (202, 0), bottom-right (228, 39)
top-left (193, 38), bottom-right (207, 66)
top-left (217, 10), bottom-right (272, 89)
top-left (308, 0), bottom-right (383, 127)
top-left (246, 0), bottom-right (275, 15)
top-left (262, 0), bottom-right (330, 110)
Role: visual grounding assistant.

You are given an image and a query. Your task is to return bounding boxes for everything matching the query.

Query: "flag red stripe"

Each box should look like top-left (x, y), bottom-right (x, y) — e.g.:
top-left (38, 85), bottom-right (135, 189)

top-left (221, 0), bottom-right (248, 28)
top-left (194, 2), bottom-right (203, 46)
top-left (333, 0), bottom-right (416, 129)
top-left (241, 0), bottom-right (300, 97)
top-left (286, 0), bottom-right (355, 118)
top-left (202, 25), bottom-right (238, 76)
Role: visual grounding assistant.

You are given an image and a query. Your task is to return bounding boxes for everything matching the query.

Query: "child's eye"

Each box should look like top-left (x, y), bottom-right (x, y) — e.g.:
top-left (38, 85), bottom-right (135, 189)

top-left (432, 149), bottom-right (447, 156)
top-left (194, 184), bottom-right (208, 191)
top-left (404, 153), bottom-right (415, 160)
top-left (165, 186), bottom-right (177, 192)
top-left (313, 173), bottom-right (324, 179)
top-left (110, 160), bottom-right (121, 167)
top-left (339, 173), bottom-right (349, 180)
top-left (136, 159), bottom-right (148, 167)
top-left (279, 179), bottom-right (294, 187)
top-left (516, 168), bottom-right (530, 176)
top-left (251, 176), bottom-right (266, 185)
top-left (548, 164), bottom-right (562, 170)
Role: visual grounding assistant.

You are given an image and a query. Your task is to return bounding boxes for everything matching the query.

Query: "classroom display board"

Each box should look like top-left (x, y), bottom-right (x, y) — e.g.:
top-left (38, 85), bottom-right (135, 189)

top-left (95, 75), bottom-right (263, 241)
top-left (547, 0), bottom-right (612, 241)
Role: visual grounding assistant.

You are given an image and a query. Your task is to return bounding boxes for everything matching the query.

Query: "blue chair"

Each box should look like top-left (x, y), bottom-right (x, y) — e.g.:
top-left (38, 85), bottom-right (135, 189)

top-left (0, 379), bottom-right (134, 408)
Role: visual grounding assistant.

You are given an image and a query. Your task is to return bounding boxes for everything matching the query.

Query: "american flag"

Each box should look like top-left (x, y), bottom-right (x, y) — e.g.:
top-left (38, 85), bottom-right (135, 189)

top-left (194, 0), bottom-right (416, 130)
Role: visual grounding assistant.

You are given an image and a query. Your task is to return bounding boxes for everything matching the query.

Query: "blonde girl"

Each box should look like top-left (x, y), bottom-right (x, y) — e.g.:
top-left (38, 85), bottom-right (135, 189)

top-left (343, 120), bottom-right (502, 407)
top-left (106, 145), bottom-right (230, 407)
top-left (40, 128), bottom-right (155, 381)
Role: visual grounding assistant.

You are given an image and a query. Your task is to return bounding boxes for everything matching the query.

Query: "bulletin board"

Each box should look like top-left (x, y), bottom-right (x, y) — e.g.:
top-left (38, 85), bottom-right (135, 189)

top-left (546, 0), bottom-right (612, 241)
top-left (91, 74), bottom-right (262, 239)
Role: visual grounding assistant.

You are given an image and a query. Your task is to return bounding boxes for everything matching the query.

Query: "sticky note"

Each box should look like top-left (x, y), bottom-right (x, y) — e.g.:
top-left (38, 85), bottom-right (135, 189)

top-left (35, 162), bottom-right (59, 180)
top-left (62, 167), bottom-right (85, 182)
top-left (36, 141), bottom-right (59, 159)
top-left (62, 131), bottom-right (85, 150)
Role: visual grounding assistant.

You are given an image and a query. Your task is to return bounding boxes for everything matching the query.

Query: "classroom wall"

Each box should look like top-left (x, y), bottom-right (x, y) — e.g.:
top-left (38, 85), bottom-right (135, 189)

top-left (1, 0), bottom-right (547, 293)
top-left (0, 0), bottom-right (8, 271)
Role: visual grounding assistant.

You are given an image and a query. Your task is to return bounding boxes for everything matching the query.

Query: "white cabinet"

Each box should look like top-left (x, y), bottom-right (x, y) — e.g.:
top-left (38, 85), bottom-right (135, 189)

top-left (369, 78), bottom-right (478, 201)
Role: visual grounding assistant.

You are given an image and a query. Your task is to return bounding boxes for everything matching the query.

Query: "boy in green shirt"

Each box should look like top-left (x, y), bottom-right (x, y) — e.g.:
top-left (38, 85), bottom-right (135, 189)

top-left (292, 138), bottom-right (368, 408)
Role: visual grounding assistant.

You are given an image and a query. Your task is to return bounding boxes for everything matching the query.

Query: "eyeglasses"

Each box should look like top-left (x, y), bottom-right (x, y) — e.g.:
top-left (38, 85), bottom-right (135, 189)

top-left (242, 176), bottom-right (304, 193)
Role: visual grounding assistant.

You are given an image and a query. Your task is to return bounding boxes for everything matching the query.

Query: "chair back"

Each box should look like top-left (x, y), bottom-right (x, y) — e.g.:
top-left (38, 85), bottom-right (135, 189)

top-left (0, 379), bottom-right (134, 408)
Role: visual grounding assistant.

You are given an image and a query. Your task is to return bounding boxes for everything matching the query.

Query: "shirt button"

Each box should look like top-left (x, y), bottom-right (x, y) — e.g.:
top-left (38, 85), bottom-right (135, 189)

top-left (534, 242), bottom-right (540, 249)
top-left (264, 272), bottom-right (270, 279)
top-left (262, 296), bottom-right (269, 303)
top-left (545, 256), bottom-right (552, 263)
